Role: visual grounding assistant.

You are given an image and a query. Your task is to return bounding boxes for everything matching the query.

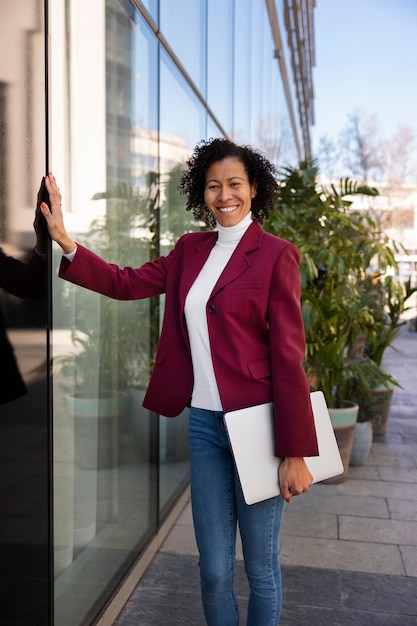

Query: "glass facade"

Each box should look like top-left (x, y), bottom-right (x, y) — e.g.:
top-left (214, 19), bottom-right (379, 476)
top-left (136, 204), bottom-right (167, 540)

top-left (0, 1), bottom-right (315, 624)
top-left (0, 2), bottom-right (49, 624)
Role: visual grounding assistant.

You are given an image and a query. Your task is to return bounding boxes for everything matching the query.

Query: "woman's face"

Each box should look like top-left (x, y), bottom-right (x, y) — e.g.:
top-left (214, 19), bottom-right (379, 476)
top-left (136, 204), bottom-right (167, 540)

top-left (204, 157), bottom-right (257, 227)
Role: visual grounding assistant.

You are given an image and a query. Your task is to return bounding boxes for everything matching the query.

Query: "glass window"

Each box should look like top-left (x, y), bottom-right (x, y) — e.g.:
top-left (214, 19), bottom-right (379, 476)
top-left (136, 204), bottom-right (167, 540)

top-left (207, 0), bottom-right (234, 133)
top-left (160, 0), bottom-right (207, 96)
top-left (52, 2), bottom-right (159, 624)
top-left (254, 7), bottom-right (297, 167)
top-left (249, 0), bottom-right (264, 146)
top-left (138, 0), bottom-right (158, 24)
top-left (232, 0), bottom-right (252, 142)
top-left (158, 47), bottom-right (206, 515)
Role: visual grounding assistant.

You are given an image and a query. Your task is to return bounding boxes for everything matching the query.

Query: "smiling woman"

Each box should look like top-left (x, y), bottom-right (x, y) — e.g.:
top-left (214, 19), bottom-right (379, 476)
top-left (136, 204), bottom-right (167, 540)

top-left (41, 135), bottom-right (319, 625)
top-left (204, 157), bottom-right (257, 227)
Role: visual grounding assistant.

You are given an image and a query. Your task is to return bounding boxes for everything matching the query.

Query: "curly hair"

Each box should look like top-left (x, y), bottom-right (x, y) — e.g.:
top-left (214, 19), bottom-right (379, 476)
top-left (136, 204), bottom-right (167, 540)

top-left (179, 138), bottom-right (280, 227)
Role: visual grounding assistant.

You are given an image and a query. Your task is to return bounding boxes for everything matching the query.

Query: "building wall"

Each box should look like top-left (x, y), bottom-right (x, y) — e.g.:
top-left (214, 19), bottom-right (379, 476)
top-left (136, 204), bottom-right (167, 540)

top-left (0, 1), bottom-right (315, 624)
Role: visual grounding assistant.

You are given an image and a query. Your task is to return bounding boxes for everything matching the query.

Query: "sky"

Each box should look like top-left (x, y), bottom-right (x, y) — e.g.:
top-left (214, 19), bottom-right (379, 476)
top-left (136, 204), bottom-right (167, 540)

top-left (311, 0), bottom-right (417, 157)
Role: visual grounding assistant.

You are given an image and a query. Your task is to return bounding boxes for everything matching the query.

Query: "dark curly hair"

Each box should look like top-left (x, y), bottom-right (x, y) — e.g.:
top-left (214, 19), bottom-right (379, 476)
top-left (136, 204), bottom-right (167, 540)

top-left (179, 138), bottom-right (280, 227)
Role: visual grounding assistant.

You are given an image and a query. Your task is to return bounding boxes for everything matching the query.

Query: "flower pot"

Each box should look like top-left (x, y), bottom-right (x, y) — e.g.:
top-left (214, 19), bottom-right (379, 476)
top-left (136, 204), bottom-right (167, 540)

top-left (372, 385), bottom-right (394, 435)
top-left (66, 394), bottom-right (128, 469)
top-left (328, 400), bottom-right (359, 427)
top-left (321, 401), bottom-right (358, 483)
top-left (350, 421), bottom-right (373, 466)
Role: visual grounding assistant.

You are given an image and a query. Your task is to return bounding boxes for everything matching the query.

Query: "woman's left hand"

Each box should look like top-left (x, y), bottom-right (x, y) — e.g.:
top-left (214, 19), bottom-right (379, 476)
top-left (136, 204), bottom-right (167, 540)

top-left (279, 457), bottom-right (313, 503)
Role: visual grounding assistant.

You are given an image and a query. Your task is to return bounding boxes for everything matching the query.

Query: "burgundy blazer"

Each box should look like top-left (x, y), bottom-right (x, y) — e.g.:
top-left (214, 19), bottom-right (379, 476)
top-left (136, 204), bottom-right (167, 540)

top-left (59, 221), bottom-right (318, 457)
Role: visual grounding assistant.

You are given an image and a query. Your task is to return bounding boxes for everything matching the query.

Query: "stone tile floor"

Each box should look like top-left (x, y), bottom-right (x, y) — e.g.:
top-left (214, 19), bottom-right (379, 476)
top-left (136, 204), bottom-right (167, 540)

top-left (115, 327), bottom-right (417, 624)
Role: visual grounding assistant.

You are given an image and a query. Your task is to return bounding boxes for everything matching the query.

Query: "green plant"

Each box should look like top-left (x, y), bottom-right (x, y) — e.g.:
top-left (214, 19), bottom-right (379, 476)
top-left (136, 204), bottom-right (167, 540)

top-left (265, 159), bottom-right (400, 408)
top-left (340, 358), bottom-right (398, 424)
top-left (365, 275), bottom-right (417, 366)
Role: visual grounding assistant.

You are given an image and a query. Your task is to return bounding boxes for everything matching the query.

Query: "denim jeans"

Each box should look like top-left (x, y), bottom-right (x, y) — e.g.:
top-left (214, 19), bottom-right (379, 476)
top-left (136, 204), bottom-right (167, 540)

top-left (189, 406), bottom-right (284, 626)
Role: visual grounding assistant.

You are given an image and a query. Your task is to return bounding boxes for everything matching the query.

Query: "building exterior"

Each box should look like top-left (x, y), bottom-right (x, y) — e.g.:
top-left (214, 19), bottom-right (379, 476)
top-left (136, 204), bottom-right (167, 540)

top-left (349, 182), bottom-right (417, 289)
top-left (0, 1), bottom-right (316, 624)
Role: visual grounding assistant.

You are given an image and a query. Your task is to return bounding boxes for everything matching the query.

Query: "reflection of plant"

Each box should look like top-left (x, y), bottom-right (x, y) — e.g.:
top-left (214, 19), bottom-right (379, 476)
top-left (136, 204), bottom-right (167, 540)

top-left (58, 165), bottom-right (203, 398)
top-left (58, 176), bottom-right (159, 397)
top-left (265, 160), bottom-right (400, 408)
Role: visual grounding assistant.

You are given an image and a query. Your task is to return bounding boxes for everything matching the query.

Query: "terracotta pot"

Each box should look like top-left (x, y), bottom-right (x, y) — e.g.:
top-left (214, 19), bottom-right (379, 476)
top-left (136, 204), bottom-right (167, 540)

top-left (372, 386), bottom-right (394, 435)
top-left (350, 421), bottom-right (373, 466)
top-left (321, 402), bottom-right (358, 483)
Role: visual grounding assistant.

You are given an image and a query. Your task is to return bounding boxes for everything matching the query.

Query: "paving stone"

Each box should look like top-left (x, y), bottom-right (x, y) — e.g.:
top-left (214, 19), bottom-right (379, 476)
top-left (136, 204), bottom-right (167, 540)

top-left (400, 545), bottom-right (417, 577)
top-left (339, 515), bottom-right (417, 546)
top-left (379, 466), bottom-right (417, 483)
top-left (337, 479), bottom-right (417, 500)
top-left (285, 489), bottom-right (390, 519)
top-left (388, 497), bottom-right (417, 521)
top-left (281, 509), bottom-right (338, 539)
top-left (280, 535), bottom-right (405, 575)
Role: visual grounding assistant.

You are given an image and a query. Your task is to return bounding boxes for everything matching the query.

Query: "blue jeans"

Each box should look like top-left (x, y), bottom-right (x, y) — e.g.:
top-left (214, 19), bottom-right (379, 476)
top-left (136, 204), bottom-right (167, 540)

top-left (189, 407), bottom-right (284, 626)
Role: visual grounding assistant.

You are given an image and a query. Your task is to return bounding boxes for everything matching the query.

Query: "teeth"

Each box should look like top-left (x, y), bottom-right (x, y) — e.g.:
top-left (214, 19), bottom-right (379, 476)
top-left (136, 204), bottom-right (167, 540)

top-left (218, 206), bottom-right (238, 213)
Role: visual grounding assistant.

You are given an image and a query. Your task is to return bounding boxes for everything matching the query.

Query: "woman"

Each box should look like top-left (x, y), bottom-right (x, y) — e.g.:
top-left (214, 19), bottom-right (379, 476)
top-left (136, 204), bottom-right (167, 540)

top-left (41, 138), bottom-right (318, 625)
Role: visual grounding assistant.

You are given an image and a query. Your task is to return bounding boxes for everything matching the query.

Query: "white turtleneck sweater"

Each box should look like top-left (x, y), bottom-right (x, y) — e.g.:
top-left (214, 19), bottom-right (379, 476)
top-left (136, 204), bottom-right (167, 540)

top-left (184, 212), bottom-right (253, 411)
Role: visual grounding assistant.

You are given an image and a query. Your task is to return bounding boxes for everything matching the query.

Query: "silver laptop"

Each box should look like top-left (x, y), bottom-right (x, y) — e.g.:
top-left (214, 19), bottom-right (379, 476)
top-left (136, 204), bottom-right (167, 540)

top-left (224, 391), bottom-right (343, 505)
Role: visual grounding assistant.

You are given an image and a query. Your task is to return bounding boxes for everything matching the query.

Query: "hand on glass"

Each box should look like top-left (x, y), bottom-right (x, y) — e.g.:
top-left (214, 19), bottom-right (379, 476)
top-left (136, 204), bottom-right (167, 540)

top-left (33, 176), bottom-right (48, 254)
top-left (40, 173), bottom-right (77, 254)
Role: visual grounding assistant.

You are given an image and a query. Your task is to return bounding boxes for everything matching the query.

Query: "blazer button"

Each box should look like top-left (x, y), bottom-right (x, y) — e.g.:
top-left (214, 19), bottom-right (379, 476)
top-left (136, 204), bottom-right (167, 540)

top-left (208, 304), bottom-right (216, 313)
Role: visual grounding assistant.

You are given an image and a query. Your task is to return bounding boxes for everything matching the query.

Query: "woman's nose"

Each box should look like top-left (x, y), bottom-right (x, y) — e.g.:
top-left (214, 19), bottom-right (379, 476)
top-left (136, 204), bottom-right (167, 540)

top-left (219, 186), bottom-right (231, 201)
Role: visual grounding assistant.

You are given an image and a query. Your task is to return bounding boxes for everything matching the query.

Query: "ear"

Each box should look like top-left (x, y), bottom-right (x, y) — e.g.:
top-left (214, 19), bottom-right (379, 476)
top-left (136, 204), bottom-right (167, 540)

top-left (250, 183), bottom-right (257, 199)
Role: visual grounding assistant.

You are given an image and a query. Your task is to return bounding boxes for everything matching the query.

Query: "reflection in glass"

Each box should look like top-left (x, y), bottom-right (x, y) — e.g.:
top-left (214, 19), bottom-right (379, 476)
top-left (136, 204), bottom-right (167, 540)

top-left (52, 3), bottom-right (160, 624)
top-left (0, 2), bottom-right (48, 623)
top-left (158, 48), bottom-right (207, 515)
top-left (139, 0), bottom-right (159, 24)
top-left (233, 0), bottom-right (252, 142)
top-left (207, 0), bottom-right (234, 134)
top-left (160, 0), bottom-right (207, 95)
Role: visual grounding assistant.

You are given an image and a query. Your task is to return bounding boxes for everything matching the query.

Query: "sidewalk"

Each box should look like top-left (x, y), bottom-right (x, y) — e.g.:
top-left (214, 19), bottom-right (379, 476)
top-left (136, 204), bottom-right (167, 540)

top-left (115, 326), bottom-right (417, 625)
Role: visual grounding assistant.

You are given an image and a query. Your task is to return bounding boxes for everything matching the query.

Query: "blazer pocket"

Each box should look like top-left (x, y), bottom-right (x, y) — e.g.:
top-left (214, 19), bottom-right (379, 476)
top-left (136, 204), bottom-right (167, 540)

top-left (247, 358), bottom-right (271, 380)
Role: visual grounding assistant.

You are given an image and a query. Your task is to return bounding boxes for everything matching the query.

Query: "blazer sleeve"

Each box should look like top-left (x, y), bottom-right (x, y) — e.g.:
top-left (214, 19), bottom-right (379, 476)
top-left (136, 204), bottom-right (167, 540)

top-left (268, 243), bottom-right (319, 458)
top-left (59, 244), bottom-right (172, 300)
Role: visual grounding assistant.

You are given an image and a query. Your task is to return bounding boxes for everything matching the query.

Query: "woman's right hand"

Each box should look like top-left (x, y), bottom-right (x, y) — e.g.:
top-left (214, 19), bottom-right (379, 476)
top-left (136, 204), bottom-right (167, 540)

top-left (40, 173), bottom-right (77, 254)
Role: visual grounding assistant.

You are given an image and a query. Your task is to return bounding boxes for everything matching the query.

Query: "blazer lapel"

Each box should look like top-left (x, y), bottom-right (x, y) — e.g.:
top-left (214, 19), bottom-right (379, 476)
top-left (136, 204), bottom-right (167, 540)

top-left (179, 232), bottom-right (217, 306)
top-left (211, 221), bottom-right (264, 297)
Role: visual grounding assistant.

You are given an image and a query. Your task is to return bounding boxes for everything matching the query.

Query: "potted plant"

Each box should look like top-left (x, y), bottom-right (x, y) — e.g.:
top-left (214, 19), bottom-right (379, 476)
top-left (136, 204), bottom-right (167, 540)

top-left (364, 274), bottom-right (416, 434)
top-left (340, 357), bottom-right (398, 465)
top-left (265, 160), bottom-right (398, 480)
